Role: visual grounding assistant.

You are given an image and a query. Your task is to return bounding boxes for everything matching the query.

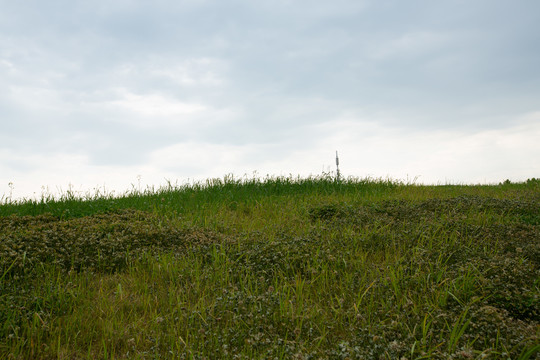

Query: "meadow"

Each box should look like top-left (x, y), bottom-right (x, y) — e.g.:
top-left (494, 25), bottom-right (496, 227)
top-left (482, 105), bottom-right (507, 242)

top-left (0, 175), bottom-right (539, 359)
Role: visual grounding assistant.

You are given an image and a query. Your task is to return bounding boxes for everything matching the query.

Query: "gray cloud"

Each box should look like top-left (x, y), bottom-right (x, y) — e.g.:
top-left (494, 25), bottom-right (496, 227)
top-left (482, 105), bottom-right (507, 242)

top-left (1, 0), bottom-right (539, 198)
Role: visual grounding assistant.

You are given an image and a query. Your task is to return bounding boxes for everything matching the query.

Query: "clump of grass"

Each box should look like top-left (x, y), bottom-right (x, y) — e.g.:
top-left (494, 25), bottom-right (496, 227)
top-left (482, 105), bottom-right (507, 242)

top-left (0, 176), bottom-right (539, 359)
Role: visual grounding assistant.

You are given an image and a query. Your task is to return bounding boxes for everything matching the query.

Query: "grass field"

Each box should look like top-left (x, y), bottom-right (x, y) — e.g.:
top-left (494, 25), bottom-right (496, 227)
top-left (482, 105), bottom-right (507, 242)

top-left (1, 175), bottom-right (539, 359)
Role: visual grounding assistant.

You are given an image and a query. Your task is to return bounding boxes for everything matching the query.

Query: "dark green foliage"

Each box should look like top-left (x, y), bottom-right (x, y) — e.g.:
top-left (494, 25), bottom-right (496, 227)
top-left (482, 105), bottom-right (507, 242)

top-left (0, 209), bottom-right (221, 275)
top-left (308, 204), bottom-right (343, 220)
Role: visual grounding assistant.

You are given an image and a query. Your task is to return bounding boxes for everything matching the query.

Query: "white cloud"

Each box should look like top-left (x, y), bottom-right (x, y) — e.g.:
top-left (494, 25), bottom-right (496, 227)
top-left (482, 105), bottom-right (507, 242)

top-left (0, 151), bottom-right (158, 201)
top-left (147, 142), bottom-right (252, 176)
top-left (149, 58), bottom-right (226, 86)
top-left (110, 91), bottom-right (206, 117)
top-left (2, 111), bottom-right (539, 200)
top-left (0, 59), bottom-right (16, 74)
top-left (313, 111), bottom-right (540, 184)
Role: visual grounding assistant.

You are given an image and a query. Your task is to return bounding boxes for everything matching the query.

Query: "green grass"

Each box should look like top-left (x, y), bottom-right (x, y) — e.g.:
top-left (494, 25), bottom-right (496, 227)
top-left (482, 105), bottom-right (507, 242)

top-left (1, 175), bottom-right (539, 359)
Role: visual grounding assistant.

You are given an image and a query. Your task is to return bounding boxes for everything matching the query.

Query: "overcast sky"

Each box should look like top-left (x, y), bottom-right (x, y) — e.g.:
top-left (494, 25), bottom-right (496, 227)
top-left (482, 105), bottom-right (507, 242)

top-left (1, 0), bottom-right (539, 200)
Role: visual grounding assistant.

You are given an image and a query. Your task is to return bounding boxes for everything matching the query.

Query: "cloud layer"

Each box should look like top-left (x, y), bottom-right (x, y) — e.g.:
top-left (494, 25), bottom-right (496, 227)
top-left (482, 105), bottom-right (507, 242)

top-left (1, 0), bottom-right (539, 199)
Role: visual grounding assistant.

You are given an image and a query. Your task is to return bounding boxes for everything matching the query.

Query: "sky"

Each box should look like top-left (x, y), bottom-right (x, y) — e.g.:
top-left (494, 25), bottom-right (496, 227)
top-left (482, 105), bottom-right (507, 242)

top-left (1, 0), bottom-right (540, 200)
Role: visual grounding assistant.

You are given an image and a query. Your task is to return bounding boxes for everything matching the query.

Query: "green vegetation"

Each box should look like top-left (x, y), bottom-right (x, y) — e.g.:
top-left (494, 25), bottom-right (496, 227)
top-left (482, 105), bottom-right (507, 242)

top-left (1, 175), bottom-right (539, 359)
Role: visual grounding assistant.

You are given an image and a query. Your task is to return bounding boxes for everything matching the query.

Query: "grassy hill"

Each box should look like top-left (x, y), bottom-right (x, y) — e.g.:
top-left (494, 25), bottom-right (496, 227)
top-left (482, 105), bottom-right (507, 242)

top-left (1, 176), bottom-right (539, 359)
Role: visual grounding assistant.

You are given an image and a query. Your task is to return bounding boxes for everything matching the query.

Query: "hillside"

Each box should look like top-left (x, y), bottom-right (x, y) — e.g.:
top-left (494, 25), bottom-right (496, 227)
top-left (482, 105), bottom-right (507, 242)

top-left (1, 176), bottom-right (539, 359)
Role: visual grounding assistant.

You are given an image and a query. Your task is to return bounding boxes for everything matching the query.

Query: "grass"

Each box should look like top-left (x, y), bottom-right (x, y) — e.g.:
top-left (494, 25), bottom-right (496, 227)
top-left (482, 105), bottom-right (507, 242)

top-left (1, 175), bottom-right (539, 359)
